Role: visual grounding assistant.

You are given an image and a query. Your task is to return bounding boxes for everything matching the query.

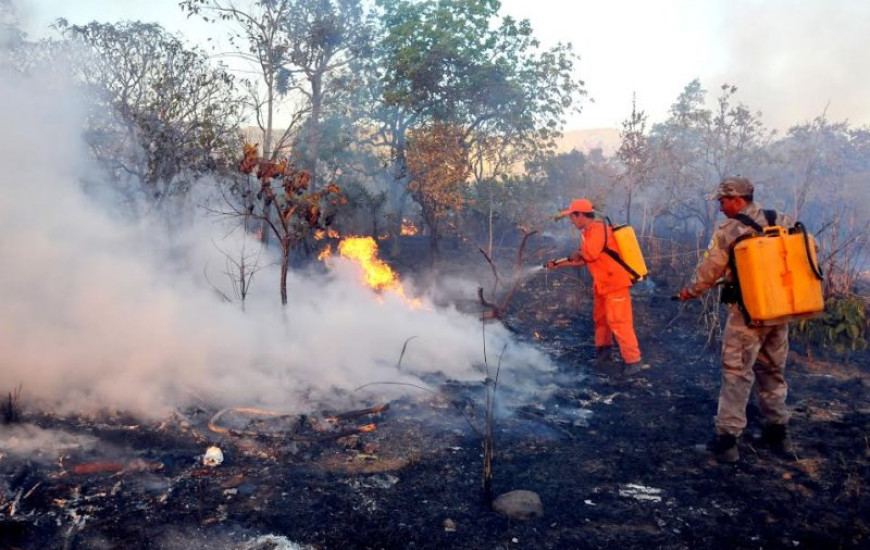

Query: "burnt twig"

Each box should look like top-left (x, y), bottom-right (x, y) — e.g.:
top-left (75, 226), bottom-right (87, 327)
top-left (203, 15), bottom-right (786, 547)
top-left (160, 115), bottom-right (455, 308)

top-left (477, 229), bottom-right (538, 321)
top-left (481, 343), bottom-right (507, 505)
top-left (208, 407), bottom-right (380, 441)
top-left (2, 385), bottom-right (22, 424)
top-left (396, 336), bottom-right (418, 371)
top-left (325, 403), bottom-right (390, 423)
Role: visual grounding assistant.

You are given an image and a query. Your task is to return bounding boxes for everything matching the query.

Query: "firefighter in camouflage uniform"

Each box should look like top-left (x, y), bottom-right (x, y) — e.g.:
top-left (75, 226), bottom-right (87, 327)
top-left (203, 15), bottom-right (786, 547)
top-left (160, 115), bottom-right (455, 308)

top-left (678, 177), bottom-right (795, 463)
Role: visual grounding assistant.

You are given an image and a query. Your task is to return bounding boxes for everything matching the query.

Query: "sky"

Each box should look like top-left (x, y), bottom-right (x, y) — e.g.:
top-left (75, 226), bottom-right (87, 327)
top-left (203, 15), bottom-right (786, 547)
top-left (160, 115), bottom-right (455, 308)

top-left (15, 0), bottom-right (870, 132)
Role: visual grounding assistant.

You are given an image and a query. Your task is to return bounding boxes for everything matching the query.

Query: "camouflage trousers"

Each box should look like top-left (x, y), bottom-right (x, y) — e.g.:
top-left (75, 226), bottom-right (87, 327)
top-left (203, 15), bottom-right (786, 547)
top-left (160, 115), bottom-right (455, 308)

top-left (715, 305), bottom-right (790, 437)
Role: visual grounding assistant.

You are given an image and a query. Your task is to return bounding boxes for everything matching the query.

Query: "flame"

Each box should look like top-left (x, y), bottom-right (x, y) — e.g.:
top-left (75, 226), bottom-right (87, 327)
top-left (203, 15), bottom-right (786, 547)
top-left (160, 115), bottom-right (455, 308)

top-left (400, 218), bottom-right (419, 236)
top-left (317, 244), bottom-right (332, 262)
top-left (338, 237), bottom-right (400, 291)
top-left (357, 424), bottom-right (377, 433)
top-left (314, 228), bottom-right (340, 240)
top-left (328, 236), bottom-right (422, 308)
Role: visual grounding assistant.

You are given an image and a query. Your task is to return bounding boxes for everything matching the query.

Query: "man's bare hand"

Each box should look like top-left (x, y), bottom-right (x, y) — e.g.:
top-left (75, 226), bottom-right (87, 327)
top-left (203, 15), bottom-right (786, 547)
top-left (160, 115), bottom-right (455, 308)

top-left (677, 287), bottom-right (695, 301)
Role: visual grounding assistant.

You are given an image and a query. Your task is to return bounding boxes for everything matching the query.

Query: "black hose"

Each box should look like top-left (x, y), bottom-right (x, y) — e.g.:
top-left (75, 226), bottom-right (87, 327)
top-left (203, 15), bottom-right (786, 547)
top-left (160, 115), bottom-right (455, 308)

top-left (794, 222), bottom-right (824, 280)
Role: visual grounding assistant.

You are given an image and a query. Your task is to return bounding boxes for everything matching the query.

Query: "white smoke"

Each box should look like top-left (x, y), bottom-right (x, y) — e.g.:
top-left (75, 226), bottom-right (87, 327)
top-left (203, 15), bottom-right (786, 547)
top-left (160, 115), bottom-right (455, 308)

top-left (712, 0), bottom-right (870, 130)
top-left (0, 60), bottom-right (554, 420)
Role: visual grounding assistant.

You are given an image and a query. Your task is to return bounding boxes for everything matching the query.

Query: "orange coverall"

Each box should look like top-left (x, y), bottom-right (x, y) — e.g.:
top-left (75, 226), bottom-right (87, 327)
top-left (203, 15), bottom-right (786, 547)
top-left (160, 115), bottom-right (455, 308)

top-left (574, 219), bottom-right (642, 364)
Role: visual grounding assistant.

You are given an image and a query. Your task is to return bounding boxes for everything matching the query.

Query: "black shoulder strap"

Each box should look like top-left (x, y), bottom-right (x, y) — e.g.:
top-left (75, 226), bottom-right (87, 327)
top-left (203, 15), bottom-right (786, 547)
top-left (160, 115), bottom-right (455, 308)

top-left (602, 216), bottom-right (641, 281)
top-left (732, 213), bottom-right (764, 233)
top-left (733, 209), bottom-right (777, 234)
top-left (604, 248), bottom-right (641, 281)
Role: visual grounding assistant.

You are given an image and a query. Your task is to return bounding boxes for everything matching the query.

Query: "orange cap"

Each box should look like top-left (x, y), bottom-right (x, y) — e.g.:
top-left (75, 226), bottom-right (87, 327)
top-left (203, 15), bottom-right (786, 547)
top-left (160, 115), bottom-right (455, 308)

top-left (558, 198), bottom-right (594, 217)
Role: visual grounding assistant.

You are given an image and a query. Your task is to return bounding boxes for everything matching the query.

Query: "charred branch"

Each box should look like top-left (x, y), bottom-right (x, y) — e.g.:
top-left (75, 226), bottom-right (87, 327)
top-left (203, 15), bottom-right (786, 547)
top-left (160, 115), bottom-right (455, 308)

top-left (477, 229), bottom-right (539, 321)
top-left (208, 406), bottom-right (385, 441)
top-left (325, 404), bottom-right (390, 423)
top-left (2, 385), bottom-right (23, 424)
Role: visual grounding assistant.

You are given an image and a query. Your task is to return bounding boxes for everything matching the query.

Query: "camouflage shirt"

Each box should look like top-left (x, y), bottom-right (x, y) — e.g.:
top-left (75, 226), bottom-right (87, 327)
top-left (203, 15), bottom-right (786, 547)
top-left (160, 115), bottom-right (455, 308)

top-left (687, 202), bottom-right (793, 296)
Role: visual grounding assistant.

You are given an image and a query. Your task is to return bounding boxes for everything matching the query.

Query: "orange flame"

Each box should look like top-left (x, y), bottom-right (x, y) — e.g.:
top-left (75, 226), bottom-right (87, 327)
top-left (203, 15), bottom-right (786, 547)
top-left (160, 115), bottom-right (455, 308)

top-left (317, 244), bottom-right (333, 262)
top-left (320, 236), bottom-right (423, 308)
top-left (314, 228), bottom-right (340, 240)
top-left (338, 237), bottom-right (400, 291)
top-left (357, 424), bottom-right (377, 433)
top-left (400, 218), bottom-right (419, 236)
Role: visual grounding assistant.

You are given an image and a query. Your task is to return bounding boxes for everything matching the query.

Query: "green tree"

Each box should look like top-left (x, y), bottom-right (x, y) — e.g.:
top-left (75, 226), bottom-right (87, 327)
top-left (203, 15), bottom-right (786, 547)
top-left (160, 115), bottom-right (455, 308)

top-left (524, 149), bottom-right (590, 217)
top-left (362, 0), bottom-right (584, 252)
top-left (279, 0), bottom-right (373, 191)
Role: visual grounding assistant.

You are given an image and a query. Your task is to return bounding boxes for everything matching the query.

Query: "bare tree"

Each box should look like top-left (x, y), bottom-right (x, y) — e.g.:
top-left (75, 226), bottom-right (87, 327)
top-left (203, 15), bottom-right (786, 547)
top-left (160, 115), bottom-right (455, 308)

top-left (181, 0), bottom-right (300, 160)
top-left (222, 144), bottom-right (341, 305)
top-left (279, 0), bottom-right (373, 191)
top-left (615, 93), bottom-right (652, 227)
top-left (650, 80), bottom-right (770, 243)
top-left (55, 20), bottom-right (243, 214)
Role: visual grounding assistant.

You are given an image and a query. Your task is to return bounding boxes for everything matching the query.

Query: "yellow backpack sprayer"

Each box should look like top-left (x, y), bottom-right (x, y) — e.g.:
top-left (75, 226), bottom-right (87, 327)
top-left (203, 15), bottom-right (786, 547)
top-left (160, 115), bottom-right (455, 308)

top-left (729, 211), bottom-right (824, 325)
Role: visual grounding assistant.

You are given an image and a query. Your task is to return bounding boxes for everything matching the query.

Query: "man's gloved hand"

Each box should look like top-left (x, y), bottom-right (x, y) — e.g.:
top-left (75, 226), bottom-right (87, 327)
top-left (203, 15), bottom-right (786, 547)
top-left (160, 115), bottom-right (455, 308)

top-left (676, 287), bottom-right (695, 301)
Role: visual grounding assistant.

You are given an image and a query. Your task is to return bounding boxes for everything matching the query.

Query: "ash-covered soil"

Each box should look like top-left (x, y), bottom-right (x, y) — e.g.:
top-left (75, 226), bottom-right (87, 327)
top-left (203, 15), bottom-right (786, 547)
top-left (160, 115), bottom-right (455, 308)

top-left (1, 252), bottom-right (868, 550)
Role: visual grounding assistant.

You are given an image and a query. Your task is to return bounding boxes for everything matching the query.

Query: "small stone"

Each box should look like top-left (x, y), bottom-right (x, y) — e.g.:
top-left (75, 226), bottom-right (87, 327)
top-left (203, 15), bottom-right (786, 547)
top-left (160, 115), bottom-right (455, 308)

top-left (492, 490), bottom-right (544, 521)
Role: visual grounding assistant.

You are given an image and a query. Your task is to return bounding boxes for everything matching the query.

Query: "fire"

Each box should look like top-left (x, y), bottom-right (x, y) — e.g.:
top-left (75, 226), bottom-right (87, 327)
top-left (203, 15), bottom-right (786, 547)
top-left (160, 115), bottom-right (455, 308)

top-left (337, 237), bottom-right (400, 291)
top-left (320, 236), bottom-right (423, 307)
top-left (314, 228), bottom-right (340, 240)
top-left (317, 244), bottom-right (332, 262)
top-left (400, 218), bottom-right (419, 236)
top-left (357, 424), bottom-right (377, 433)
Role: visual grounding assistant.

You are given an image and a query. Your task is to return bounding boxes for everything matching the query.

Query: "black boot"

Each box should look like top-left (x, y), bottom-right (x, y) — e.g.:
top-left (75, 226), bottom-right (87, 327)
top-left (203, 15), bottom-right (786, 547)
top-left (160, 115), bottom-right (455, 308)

top-left (594, 346), bottom-right (612, 367)
top-left (761, 424), bottom-right (794, 456)
top-left (706, 434), bottom-right (739, 463)
top-left (620, 361), bottom-right (645, 378)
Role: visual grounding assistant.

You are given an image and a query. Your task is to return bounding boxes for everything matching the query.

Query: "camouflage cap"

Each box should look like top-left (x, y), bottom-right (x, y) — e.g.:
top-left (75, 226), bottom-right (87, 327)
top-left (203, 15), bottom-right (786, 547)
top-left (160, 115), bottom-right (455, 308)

top-left (710, 177), bottom-right (754, 200)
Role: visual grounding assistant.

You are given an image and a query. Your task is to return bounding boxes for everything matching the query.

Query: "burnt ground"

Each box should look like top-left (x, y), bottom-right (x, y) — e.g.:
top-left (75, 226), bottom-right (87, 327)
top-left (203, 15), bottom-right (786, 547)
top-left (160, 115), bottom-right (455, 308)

top-left (1, 248), bottom-right (868, 550)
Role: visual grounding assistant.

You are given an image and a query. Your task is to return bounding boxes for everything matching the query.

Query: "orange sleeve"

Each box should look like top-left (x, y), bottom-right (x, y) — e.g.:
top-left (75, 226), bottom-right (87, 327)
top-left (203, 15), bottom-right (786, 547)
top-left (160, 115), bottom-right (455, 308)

top-left (580, 221), bottom-right (606, 262)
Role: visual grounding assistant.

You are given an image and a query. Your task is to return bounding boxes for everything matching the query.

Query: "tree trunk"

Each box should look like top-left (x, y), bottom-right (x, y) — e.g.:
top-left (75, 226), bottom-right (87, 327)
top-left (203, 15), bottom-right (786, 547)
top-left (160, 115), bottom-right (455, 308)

top-left (307, 76), bottom-right (323, 192)
top-left (280, 239), bottom-right (291, 306)
top-left (487, 180), bottom-right (495, 257)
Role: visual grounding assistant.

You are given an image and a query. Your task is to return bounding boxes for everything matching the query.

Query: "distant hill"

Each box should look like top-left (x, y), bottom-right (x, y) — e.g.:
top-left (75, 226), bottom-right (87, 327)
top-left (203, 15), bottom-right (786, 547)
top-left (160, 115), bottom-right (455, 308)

top-left (556, 128), bottom-right (621, 155)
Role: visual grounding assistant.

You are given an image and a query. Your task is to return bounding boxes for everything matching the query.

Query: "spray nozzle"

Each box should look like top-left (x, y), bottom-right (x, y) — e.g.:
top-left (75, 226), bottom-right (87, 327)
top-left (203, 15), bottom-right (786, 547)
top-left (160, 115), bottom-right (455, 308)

top-left (543, 257), bottom-right (570, 269)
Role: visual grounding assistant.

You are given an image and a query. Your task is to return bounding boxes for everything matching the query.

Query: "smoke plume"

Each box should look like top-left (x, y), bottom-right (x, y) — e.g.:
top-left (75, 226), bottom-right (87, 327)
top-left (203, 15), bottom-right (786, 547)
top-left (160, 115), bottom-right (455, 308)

top-left (0, 63), bottom-right (554, 420)
top-left (712, 1), bottom-right (870, 129)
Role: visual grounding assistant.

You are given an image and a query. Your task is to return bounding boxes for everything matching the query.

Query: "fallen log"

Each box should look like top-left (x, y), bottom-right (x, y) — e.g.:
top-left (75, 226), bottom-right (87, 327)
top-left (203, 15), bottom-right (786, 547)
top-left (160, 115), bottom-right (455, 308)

top-left (325, 403), bottom-right (389, 423)
top-left (208, 407), bottom-right (379, 441)
top-left (67, 459), bottom-right (162, 476)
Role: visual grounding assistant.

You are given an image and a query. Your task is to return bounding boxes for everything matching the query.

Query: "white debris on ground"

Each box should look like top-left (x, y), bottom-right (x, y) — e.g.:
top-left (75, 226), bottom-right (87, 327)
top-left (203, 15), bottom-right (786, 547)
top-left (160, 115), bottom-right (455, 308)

top-left (203, 446), bottom-right (224, 467)
top-left (236, 535), bottom-right (314, 550)
top-left (618, 483), bottom-right (663, 502)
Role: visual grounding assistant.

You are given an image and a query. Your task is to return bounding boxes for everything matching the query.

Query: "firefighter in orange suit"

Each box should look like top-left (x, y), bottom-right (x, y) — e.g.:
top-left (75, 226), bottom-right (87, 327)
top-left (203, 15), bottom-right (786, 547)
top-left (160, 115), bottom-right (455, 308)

top-left (546, 199), bottom-right (645, 378)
